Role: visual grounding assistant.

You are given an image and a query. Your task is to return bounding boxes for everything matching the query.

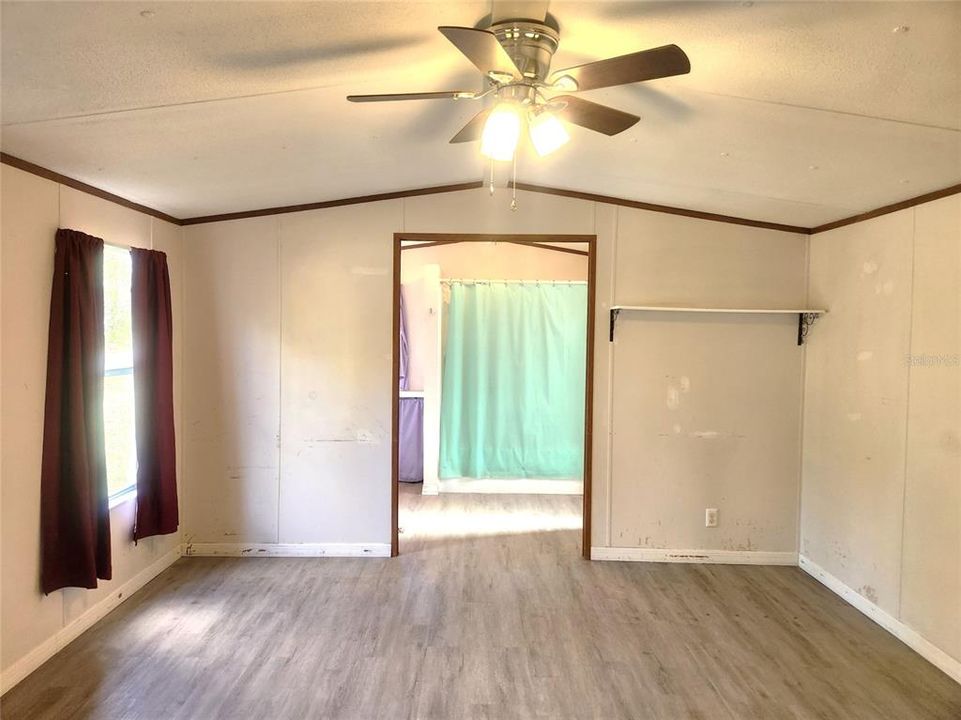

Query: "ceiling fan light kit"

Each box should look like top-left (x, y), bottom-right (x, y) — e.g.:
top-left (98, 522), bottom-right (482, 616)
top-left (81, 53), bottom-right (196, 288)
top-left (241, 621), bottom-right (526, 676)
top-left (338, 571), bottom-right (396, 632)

top-left (480, 102), bottom-right (523, 161)
top-left (347, 12), bottom-right (690, 208)
top-left (529, 110), bottom-right (569, 156)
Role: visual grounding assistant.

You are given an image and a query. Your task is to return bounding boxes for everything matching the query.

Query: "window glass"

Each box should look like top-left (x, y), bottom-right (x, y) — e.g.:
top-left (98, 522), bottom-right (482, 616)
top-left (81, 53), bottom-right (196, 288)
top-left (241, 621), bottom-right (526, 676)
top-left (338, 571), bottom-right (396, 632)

top-left (103, 245), bottom-right (136, 498)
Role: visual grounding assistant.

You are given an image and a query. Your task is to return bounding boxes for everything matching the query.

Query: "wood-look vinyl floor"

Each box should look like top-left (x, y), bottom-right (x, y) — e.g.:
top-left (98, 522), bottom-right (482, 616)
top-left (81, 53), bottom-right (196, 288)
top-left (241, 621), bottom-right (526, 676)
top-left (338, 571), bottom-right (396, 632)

top-left (3, 484), bottom-right (959, 719)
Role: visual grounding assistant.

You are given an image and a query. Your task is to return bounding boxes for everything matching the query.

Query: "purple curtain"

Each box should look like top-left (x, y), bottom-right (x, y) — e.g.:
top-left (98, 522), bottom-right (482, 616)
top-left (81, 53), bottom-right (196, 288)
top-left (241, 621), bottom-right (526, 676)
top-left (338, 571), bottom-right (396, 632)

top-left (399, 286), bottom-right (410, 391)
top-left (131, 249), bottom-right (179, 541)
top-left (398, 285), bottom-right (422, 481)
top-left (40, 229), bottom-right (111, 593)
top-left (399, 398), bottom-right (424, 482)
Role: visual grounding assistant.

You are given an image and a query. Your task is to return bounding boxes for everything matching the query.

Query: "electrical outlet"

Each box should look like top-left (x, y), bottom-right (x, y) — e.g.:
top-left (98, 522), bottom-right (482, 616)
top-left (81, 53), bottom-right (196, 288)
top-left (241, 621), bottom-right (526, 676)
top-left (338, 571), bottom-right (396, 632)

top-left (705, 508), bottom-right (718, 528)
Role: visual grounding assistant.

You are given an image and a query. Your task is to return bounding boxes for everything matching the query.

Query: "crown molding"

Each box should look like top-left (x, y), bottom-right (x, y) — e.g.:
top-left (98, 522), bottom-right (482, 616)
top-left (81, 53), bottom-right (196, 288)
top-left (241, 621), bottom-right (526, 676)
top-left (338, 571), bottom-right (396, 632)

top-left (0, 152), bottom-right (182, 226)
top-left (810, 183), bottom-right (961, 234)
top-left (3, 151), bottom-right (958, 235)
top-left (179, 181), bottom-right (810, 233)
top-left (179, 181), bottom-right (484, 225)
top-left (513, 182), bottom-right (811, 234)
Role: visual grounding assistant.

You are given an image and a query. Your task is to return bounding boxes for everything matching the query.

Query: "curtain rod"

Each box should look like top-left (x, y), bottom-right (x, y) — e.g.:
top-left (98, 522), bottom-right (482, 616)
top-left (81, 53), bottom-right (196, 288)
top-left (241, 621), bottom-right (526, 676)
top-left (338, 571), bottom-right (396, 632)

top-left (440, 278), bottom-right (587, 285)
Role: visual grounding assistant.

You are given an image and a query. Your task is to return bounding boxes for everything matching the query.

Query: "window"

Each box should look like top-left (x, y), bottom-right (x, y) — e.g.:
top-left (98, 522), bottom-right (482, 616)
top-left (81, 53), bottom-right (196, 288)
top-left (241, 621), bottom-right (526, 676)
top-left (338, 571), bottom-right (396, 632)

top-left (103, 245), bottom-right (136, 500)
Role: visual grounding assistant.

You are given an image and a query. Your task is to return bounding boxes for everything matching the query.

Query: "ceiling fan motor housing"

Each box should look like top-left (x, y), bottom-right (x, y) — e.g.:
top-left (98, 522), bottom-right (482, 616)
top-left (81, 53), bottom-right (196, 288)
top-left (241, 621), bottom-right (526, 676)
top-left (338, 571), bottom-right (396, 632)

top-left (489, 20), bottom-right (559, 86)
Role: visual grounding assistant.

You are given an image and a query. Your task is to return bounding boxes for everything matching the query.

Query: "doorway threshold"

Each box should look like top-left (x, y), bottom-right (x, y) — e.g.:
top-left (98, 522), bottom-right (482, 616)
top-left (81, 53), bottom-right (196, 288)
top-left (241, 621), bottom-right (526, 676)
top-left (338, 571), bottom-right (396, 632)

top-left (438, 477), bottom-right (582, 495)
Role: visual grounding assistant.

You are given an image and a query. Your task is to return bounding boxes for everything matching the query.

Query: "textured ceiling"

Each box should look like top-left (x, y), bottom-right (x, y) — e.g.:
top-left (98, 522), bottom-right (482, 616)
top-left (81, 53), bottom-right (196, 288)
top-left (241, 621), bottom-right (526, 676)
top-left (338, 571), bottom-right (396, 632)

top-left (2, 1), bottom-right (959, 225)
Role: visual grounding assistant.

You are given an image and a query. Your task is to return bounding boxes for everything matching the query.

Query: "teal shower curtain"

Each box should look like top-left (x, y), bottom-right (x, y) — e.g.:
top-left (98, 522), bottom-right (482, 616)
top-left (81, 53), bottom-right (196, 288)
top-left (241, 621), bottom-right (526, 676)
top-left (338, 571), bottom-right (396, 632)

top-left (439, 281), bottom-right (587, 479)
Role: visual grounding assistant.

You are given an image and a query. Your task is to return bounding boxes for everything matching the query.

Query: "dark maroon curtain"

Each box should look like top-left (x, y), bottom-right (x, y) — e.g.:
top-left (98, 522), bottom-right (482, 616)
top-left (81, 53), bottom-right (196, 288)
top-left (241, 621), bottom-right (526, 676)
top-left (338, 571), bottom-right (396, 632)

top-left (131, 249), bottom-right (179, 541)
top-left (41, 229), bottom-right (111, 594)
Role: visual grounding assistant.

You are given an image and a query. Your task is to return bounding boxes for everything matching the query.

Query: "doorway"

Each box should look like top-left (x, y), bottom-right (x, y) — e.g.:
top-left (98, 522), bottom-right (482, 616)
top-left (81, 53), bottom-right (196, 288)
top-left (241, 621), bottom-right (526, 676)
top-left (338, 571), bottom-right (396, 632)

top-left (390, 233), bottom-right (597, 558)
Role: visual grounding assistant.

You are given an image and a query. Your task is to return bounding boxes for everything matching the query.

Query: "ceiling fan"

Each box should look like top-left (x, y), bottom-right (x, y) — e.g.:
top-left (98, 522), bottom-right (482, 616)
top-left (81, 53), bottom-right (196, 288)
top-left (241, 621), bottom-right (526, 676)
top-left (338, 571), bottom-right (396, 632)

top-left (346, 12), bottom-right (690, 162)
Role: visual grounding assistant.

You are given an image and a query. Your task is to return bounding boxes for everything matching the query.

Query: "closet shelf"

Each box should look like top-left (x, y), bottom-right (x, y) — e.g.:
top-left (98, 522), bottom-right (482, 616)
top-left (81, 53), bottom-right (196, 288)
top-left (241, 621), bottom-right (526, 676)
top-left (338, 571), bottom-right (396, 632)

top-left (608, 305), bottom-right (827, 345)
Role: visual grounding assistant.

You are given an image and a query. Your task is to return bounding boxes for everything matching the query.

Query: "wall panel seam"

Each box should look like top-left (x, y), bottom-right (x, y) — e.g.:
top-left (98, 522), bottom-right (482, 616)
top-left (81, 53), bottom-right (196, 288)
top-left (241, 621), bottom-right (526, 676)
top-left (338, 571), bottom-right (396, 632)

top-left (275, 218), bottom-right (283, 544)
top-left (178, 224), bottom-right (186, 547)
top-left (896, 209), bottom-right (917, 620)
top-left (796, 231), bottom-right (811, 556)
top-left (605, 206), bottom-right (619, 547)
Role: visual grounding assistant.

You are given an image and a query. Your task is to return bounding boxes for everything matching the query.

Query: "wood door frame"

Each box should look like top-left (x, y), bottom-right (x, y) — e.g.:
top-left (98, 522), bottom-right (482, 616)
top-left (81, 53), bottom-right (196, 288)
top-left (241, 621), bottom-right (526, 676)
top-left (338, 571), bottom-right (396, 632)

top-left (391, 232), bottom-right (597, 559)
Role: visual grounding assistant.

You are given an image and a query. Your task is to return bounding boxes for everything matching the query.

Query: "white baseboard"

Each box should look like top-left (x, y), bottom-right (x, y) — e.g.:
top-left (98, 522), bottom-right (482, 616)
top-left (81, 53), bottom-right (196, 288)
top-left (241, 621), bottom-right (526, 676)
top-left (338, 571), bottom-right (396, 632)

top-left (439, 478), bottom-right (583, 495)
top-left (591, 546), bottom-right (798, 565)
top-left (799, 555), bottom-right (961, 685)
top-left (183, 542), bottom-right (391, 558)
top-left (0, 544), bottom-right (181, 696)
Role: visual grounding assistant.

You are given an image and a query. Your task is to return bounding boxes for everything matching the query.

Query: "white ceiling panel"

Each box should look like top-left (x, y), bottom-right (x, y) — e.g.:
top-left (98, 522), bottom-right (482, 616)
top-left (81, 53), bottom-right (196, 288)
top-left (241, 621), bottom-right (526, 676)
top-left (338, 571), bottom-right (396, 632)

top-left (2, 1), bottom-right (959, 225)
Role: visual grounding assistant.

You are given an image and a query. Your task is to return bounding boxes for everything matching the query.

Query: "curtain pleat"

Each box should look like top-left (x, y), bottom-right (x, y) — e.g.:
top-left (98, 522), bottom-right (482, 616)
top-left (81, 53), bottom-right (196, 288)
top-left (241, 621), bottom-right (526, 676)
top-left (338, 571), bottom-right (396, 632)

top-left (131, 249), bottom-right (179, 541)
top-left (40, 229), bottom-right (111, 593)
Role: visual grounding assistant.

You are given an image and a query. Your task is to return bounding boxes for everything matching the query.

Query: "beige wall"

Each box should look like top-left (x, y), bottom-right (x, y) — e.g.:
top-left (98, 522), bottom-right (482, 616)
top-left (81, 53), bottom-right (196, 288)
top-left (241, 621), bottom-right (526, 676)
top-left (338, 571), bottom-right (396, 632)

top-left (0, 166), bottom-right (184, 684)
top-left (182, 216), bottom-right (281, 545)
top-left (183, 188), bottom-right (808, 556)
top-left (183, 203), bottom-right (401, 547)
top-left (279, 205), bottom-right (400, 544)
top-left (606, 208), bottom-right (807, 553)
top-left (401, 240), bottom-right (587, 284)
top-left (802, 195), bottom-right (960, 668)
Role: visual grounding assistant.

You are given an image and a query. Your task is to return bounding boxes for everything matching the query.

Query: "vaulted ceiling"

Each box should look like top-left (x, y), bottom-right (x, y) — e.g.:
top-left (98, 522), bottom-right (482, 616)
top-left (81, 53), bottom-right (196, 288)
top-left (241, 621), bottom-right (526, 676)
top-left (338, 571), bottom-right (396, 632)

top-left (2, 1), bottom-right (959, 225)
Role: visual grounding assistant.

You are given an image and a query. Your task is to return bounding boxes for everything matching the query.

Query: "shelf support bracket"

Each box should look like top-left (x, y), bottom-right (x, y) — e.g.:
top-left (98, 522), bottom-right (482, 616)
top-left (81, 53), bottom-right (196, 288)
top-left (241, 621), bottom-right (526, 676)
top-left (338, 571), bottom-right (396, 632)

top-left (797, 312), bottom-right (819, 346)
top-left (609, 308), bottom-right (620, 342)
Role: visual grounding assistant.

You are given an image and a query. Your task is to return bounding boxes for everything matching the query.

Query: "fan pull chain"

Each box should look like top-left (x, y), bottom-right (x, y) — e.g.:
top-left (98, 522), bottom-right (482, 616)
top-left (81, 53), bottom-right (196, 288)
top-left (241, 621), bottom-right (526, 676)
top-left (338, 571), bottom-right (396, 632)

top-left (510, 151), bottom-right (518, 211)
top-left (489, 158), bottom-right (495, 196)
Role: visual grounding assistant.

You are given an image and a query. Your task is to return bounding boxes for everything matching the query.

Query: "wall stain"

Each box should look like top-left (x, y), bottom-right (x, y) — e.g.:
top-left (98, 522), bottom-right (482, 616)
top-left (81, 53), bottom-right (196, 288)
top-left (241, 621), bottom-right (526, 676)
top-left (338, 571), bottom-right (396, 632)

top-left (941, 430), bottom-right (960, 457)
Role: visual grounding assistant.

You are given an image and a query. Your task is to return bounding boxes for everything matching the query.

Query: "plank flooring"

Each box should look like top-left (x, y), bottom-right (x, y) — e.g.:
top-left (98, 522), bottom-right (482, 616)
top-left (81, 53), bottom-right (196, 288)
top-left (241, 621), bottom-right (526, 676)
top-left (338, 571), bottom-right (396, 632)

top-left (3, 484), bottom-right (960, 719)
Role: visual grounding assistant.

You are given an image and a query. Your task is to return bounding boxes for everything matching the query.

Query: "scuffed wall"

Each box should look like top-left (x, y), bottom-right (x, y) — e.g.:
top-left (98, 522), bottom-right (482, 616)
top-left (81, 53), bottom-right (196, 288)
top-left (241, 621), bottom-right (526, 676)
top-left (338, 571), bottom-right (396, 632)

top-left (606, 208), bottom-right (806, 553)
top-left (182, 187), bottom-right (808, 555)
top-left (802, 195), bottom-right (960, 666)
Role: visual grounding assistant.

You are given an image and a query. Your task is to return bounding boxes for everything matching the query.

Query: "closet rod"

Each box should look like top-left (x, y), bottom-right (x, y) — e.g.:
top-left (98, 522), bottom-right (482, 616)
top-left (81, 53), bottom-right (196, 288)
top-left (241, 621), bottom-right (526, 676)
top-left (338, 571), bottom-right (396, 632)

top-left (440, 278), bottom-right (587, 285)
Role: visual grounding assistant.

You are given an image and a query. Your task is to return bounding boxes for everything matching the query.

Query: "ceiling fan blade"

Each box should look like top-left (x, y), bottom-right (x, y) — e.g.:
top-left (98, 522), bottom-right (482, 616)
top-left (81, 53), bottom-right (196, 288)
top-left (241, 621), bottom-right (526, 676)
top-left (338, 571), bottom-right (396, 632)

top-left (490, 1), bottom-right (550, 22)
top-left (549, 44), bottom-right (690, 92)
top-left (450, 109), bottom-right (492, 143)
top-left (438, 26), bottom-right (521, 80)
top-left (553, 95), bottom-right (640, 136)
top-left (347, 91), bottom-right (476, 103)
